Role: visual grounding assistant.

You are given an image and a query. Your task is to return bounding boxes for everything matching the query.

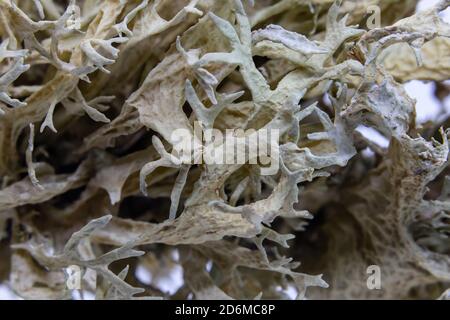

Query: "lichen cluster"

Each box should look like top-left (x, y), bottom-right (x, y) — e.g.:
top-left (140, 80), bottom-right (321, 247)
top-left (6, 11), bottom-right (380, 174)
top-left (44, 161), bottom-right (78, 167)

top-left (0, 0), bottom-right (449, 300)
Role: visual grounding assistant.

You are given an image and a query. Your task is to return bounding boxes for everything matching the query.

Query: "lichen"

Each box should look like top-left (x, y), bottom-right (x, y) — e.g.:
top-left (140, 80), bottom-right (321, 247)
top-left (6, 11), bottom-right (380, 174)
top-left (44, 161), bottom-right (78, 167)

top-left (0, 0), bottom-right (449, 300)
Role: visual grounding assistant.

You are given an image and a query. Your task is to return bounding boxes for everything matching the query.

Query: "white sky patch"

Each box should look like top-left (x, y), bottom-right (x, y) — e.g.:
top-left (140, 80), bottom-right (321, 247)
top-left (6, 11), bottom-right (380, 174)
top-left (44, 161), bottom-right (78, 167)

top-left (323, 93), bottom-right (332, 108)
top-left (362, 147), bottom-right (376, 158)
top-left (443, 80), bottom-right (450, 112)
top-left (82, 291), bottom-right (95, 300)
top-left (404, 80), bottom-right (450, 124)
top-left (71, 290), bottom-right (95, 300)
top-left (402, 0), bottom-right (450, 124)
top-left (404, 81), bottom-right (442, 123)
top-left (417, 0), bottom-right (450, 22)
top-left (0, 285), bottom-right (20, 300)
top-left (285, 285), bottom-right (298, 300)
top-left (205, 260), bottom-right (213, 272)
top-left (417, 0), bottom-right (442, 11)
top-left (440, 8), bottom-right (450, 23)
top-left (356, 125), bottom-right (390, 148)
top-left (153, 265), bottom-right (184, 295)
top-left (136, 265), bottom-right (153, 285)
